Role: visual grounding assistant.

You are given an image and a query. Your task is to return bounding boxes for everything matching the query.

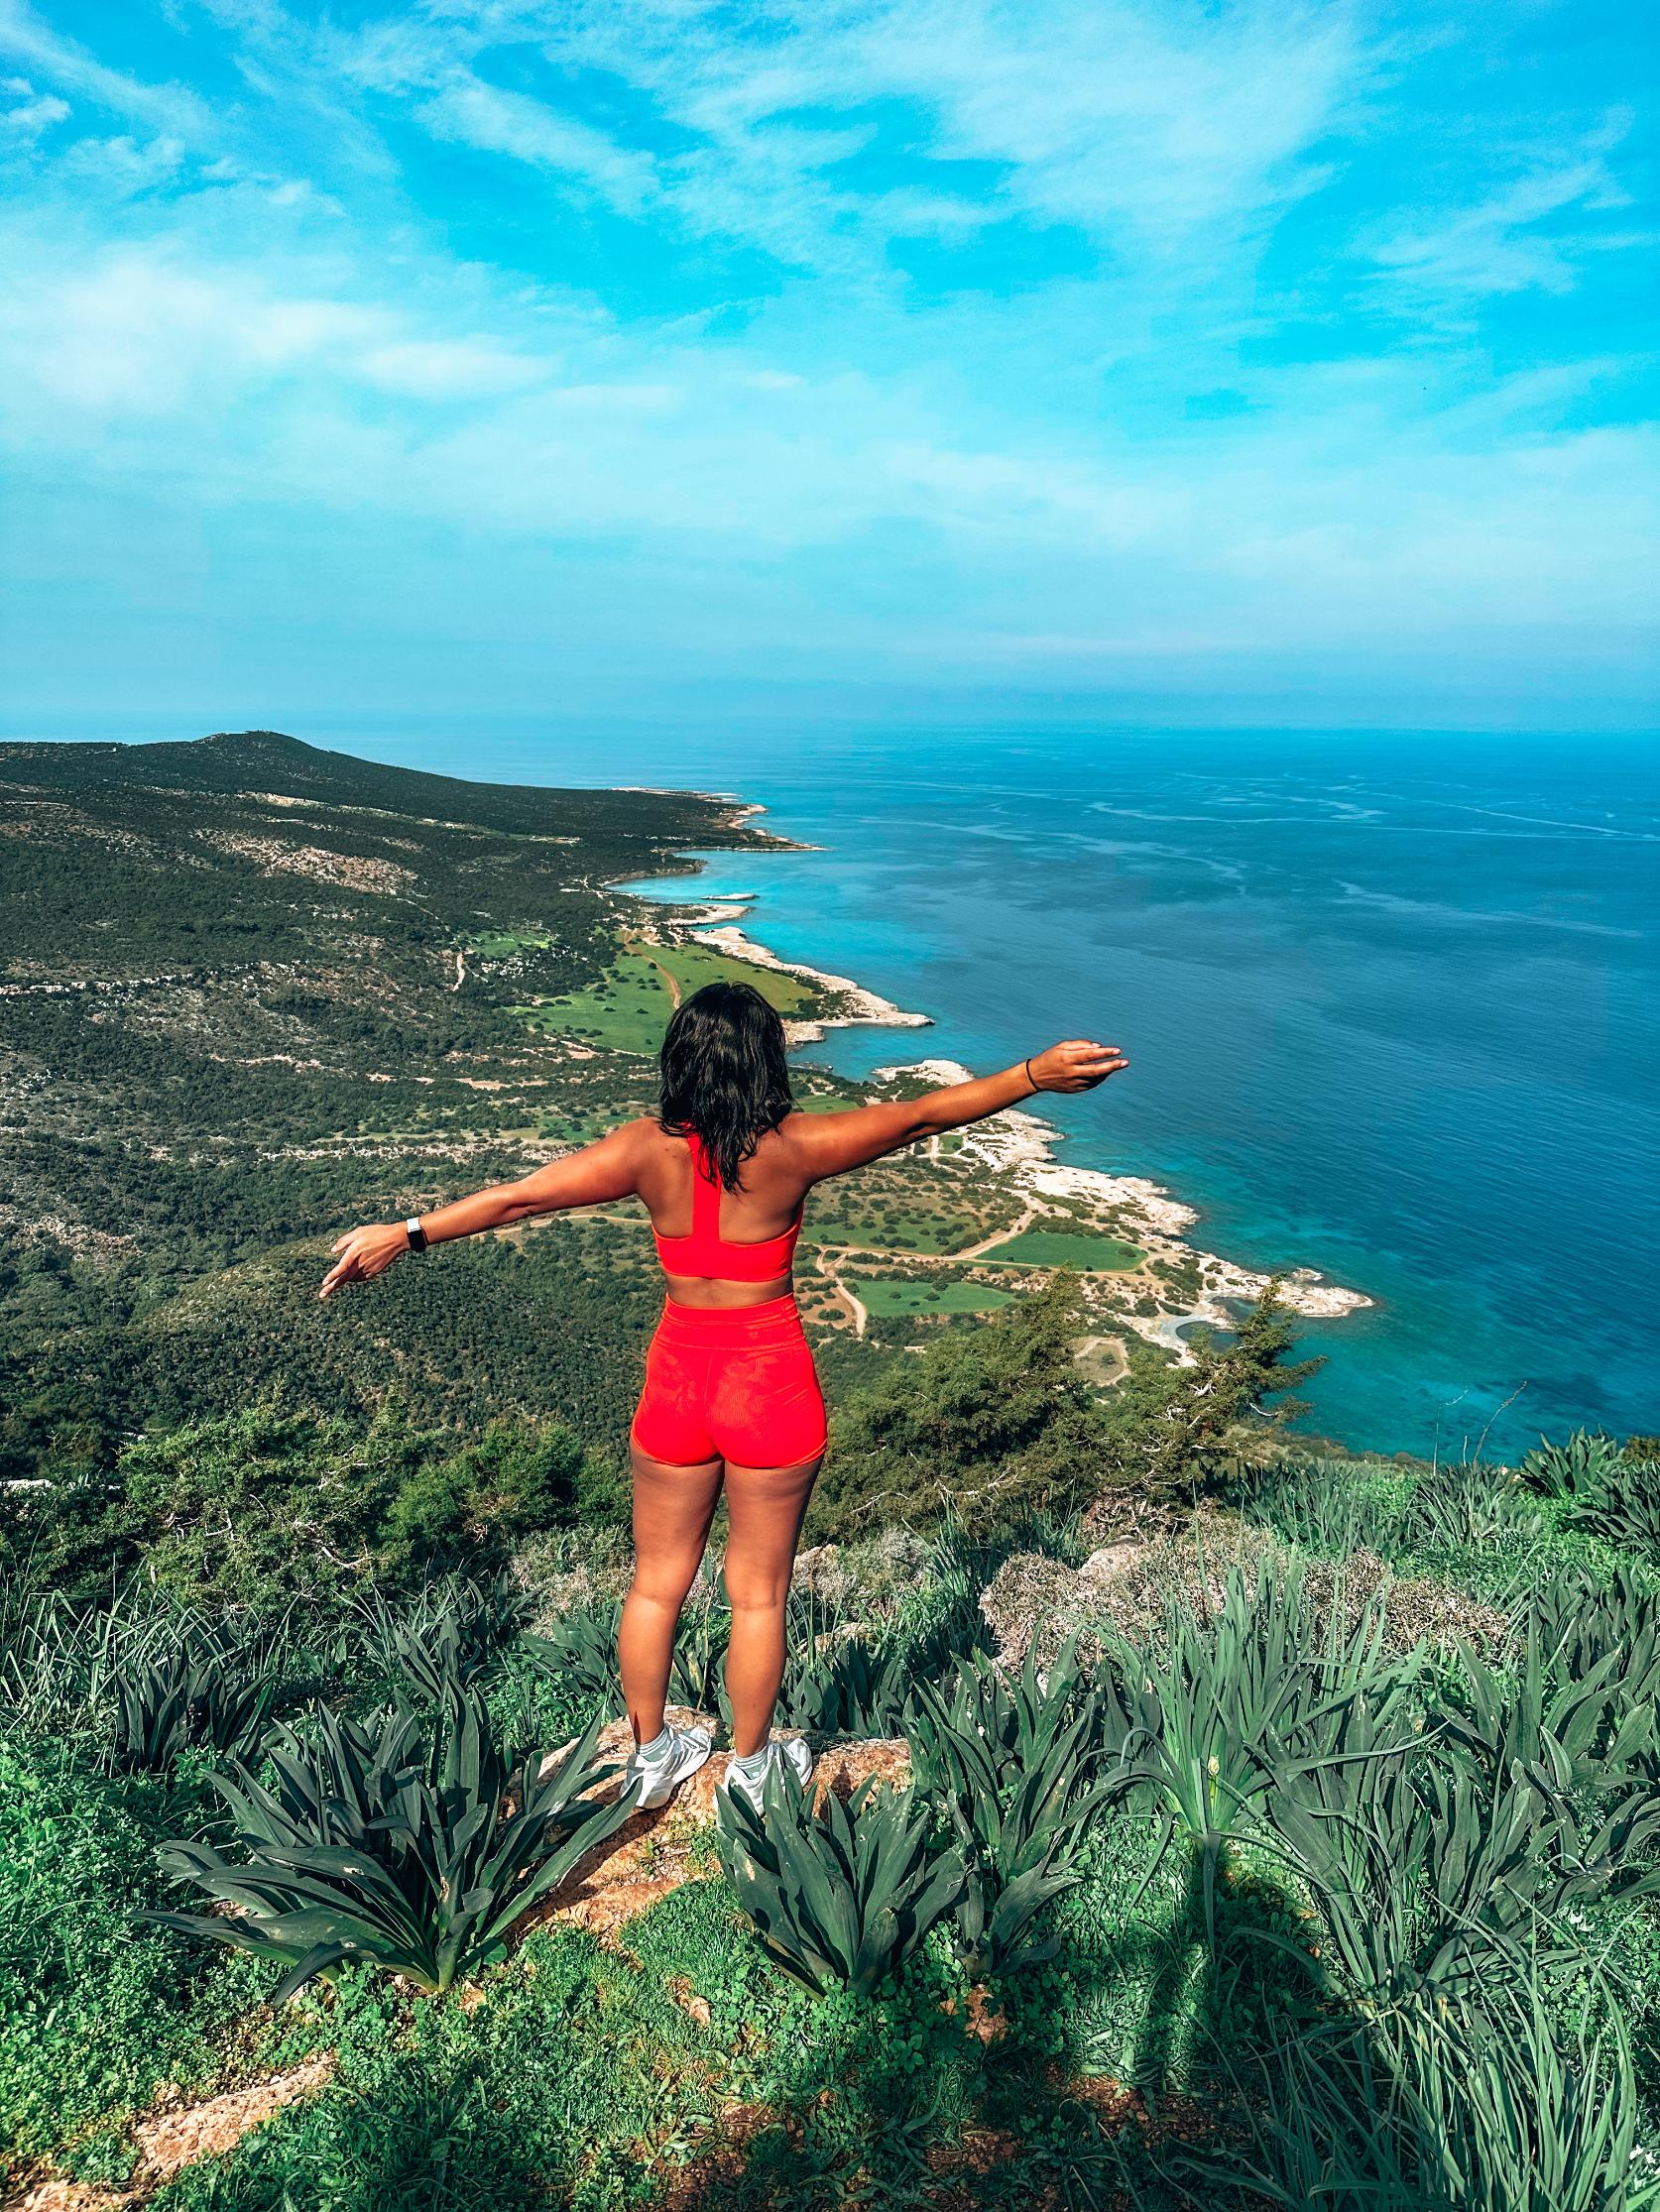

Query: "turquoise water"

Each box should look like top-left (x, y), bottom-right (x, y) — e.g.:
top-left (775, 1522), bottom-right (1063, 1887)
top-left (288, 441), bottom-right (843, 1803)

top-left (318, 723), bottom-right (1660, 1458)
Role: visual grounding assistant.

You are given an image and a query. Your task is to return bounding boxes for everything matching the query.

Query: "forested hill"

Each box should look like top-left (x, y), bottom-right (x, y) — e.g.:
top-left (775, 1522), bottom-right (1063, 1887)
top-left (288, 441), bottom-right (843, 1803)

top-left (0, 727), bottom-right (767, 843)
top-left (0, 731), bottom-right (794, 1486)
top-left (0, 727), bottom-right (780, 987)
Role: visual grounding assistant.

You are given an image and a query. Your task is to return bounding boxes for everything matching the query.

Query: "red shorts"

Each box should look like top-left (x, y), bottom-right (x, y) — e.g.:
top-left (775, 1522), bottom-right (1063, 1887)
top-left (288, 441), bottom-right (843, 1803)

top-left (631, 1294), bottom-right (827, 1470)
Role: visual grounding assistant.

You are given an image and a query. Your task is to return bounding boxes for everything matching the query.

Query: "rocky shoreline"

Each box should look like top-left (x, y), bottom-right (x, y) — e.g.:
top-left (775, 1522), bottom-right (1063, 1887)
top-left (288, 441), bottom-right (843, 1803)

top-left (632, 868), bottom-right (1370, 1357)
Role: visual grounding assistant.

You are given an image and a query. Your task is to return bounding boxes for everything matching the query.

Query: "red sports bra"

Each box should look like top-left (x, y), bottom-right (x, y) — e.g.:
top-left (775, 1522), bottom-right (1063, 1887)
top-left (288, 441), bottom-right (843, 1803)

top-left (652, 1131), bottom-right (804, 1282)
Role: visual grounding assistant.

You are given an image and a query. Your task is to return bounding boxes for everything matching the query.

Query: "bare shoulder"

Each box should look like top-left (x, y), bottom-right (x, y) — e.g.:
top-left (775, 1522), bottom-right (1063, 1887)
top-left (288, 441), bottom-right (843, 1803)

top-left (772, 1098), bottom-right (912, 1179)
top-left (613, 1114), bottom-right (669, 1159)
top-left (772, 1107), bottom-right (841, 1155)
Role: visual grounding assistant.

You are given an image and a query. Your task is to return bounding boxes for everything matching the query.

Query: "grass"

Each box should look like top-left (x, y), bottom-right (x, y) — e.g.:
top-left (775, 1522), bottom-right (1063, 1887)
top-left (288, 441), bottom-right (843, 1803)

top-left (853, 1279), bottom-right (1016, 1317)
top-left (515, 947), bottom-right (820, 1057)
top-left (978, 1228), bottom-right (1145, 1272)
top-left (13, 1439), bottom-right (1660, 2207)
top-left (0, 1734), bottom-right (276, 2179)
top-left (808, 1211), bottom-right (987, 1254)
top-left (652, 942), bottom-right (819, 1018)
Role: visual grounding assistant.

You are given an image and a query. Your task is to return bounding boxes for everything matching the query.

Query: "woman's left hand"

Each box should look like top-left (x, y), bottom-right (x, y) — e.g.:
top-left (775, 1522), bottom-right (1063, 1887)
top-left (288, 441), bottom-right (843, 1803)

top-left (319, 1222), bottom-right (410, 1299)
top-left (1027, 1039), bottom-right (1129, 1093)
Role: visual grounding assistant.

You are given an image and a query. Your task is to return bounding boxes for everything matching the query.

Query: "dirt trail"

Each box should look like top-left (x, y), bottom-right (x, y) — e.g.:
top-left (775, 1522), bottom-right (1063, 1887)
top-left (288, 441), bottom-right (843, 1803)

top-left (622, 935), bottom-right (682, 1007)
top-left (12, 2059), bottom-right (336, 2212)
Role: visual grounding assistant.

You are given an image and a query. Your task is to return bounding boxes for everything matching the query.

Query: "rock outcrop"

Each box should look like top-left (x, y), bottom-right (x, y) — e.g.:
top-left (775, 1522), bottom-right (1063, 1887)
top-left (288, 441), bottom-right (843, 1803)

top-left (979, 1513), bottom-right (1509, 1668)
top-left (535, 1710), bottom-right (912, 1942)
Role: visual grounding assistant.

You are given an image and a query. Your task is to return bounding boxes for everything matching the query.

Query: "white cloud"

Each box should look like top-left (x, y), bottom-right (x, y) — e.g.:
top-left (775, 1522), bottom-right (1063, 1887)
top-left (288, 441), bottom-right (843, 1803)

top-left (415, 76), bottom-right (657, 214)
top-left (3, 235), bottom-right (1650, 665)
top-left (311, 0), bottom-right (1364, 284)
top-left (0, 0), bottom-right (210, 137)
top-left (1370, 122), bottom-right (1640, 308)
top-left (6, 252), bottom-right (385, 410)
top-left (356, 337), bottom-right (553, 398)
top-left (0, 0), bottom-right (1652, 716)
top-left (514, 0), bottom-right (1365, 268)
top-left (59, 132), bottom-right (184, 192)
top-left (1, 73), bottom-right (67, 136)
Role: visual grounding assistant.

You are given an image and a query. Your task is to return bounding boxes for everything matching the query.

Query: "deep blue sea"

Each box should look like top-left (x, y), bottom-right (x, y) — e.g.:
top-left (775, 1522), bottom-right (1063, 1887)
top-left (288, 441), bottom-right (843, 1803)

top-left (95, 717), bottom-right (1660, 1460)
top-left (599, 727), bottom-right (1659, 1464)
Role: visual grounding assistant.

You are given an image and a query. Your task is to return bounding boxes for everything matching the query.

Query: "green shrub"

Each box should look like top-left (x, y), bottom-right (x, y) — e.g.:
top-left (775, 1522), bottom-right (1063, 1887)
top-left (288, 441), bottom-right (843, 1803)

top-left (7, 1406), bottom-right (622, 1616)
top-left (151, 1686), bottom-right (633, 1995)
top-left (909, 1644), bottom-right (1113, 1975)
top-left (380, 1420), bottom-right (622, 1575)
top-left (811, 1276), bottom-right (1115, 1536)
top-left (105, 1617), bottom-right (281, 1774)
top-left (716, 1775), bottom-right (963, 1997)
top-left (1098, 1564), bottom-right (1416, 1929)
top-left (1523, 1429), bottom-right (1660, 1558)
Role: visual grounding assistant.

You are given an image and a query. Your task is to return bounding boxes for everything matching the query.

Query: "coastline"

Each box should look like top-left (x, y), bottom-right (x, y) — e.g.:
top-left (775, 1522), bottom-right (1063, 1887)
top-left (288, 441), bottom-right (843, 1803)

top-left (630, 836), bottom-right (1371, 1357)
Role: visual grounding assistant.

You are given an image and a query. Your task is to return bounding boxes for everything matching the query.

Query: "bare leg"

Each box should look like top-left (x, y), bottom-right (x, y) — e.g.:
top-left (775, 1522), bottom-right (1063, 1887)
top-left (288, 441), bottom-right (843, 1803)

top-left (621, 1445), bottom-right (724, 1745)
top-left (721, 1454), bottom-right (824, 1757)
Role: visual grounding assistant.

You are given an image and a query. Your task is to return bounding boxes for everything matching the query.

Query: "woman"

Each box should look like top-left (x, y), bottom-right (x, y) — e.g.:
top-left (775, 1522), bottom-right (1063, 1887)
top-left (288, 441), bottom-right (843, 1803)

top-left (319, 983), bottom-right (1126, 1809)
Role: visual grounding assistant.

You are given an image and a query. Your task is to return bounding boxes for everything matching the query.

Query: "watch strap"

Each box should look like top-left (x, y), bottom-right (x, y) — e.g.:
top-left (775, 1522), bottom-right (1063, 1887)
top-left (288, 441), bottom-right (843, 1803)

top-left (405, 1217), bottom-right (428, 1252)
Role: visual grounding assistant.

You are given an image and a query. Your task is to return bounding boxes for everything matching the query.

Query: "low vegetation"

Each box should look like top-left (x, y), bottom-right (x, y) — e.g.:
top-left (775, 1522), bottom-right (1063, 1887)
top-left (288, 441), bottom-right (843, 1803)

top-left (4, 1420), bottom-right (1658, 2205)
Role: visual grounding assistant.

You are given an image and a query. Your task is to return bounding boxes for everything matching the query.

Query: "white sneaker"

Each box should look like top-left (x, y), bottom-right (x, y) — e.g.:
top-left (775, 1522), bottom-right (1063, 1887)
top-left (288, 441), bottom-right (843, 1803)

top-left (722, 1735), bottom-right (814, 1815)
top-left (624, 1722), bottom-right (713, 1809)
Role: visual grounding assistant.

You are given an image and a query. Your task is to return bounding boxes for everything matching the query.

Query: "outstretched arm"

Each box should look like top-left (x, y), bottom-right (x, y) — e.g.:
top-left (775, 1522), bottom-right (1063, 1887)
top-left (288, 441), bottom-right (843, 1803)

top-left (790, 1039), bottom-right (1127, 1183)
top-left (318, 1122), bottom-right (643, 1299)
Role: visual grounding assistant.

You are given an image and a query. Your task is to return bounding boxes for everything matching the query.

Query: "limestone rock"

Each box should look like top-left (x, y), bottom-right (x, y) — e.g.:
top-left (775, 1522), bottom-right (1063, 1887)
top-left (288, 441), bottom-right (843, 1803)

top-left (978, 1514), bottom-right (1510, 1670)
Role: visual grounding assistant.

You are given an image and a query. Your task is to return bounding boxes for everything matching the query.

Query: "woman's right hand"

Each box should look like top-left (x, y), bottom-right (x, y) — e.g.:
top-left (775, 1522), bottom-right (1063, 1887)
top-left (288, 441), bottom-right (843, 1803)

top-left (319, 1222), bottom-right (411, 1300)
top-left (1027, 1039), bottom-right (1128, 1093)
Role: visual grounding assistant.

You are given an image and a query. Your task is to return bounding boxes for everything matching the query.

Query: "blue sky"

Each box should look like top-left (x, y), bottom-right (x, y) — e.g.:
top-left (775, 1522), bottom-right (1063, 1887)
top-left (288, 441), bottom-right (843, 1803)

top-left (2, 0), bottom-right (1655, 733)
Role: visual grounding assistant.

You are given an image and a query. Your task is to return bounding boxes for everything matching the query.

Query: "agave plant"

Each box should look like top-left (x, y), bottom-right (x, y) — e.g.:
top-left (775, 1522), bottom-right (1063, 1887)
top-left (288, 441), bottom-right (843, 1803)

top-left (667, 1598), bottom-right (731, 1717)
top-left (779, 1626), bottom-right (908, 1738)
top-left (1530, 1564), bottom-right (1660, 1718)
top-left (716, 1774), bottom-right (963, 1997)
top-left (150, 1683), bottom-right (632, 1995)
top-left (1399, 1993), bottom-right (1660, 2212)
top-left (1140, 1992), bottom-right (1658, 2212)
top-left (1, 1588), bottom-right (162, 1738)
top-left (1097, 1565), bottom-right (1414, 1930)
top-left (1521, 1429), bottom-right (1628, 1506)
top-left (1520, 1430), bottom-right (1660, 1556)
top-left (109, 1630), bottom-right (280, 1773)
top-left (526, 1593), bottom-right (728, 1720)
top-left (524, 1599), bottom-right (624, 1703)
top-left (1438, 1628), bottom-right (1660, 1911)
top-left (1223, 1455), bottom-right (1413, 1559)
top-left (1400, 1457), bottom-right (1540, 1555)
top-left (1257, 1657), bottom-right (1658, 2042)
top-left (882, 1527), bottom-right (995, 1685)
top-left (909, 1643), bottom-right (1112, 1974)
top-left (350, 1571), bottom-right (532, 1701)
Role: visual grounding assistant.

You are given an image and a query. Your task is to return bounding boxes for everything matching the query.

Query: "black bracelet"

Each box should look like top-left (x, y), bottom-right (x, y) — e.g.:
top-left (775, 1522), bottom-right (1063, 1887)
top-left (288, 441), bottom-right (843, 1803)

top-left (405, 1217), bottom-right (428, 1253)
top-left (1023, 1058), bottom-right (1039, 1095)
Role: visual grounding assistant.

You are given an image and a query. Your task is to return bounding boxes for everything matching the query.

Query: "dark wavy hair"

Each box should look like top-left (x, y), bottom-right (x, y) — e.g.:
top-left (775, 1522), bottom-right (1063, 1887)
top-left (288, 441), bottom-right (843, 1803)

top-left (657, 981), bottom-right (794, 1191)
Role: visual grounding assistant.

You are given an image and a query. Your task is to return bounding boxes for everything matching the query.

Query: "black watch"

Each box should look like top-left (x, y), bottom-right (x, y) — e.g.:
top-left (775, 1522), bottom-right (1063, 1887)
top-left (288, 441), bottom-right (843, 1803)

top-left (405, 1217), bottom-right (428, 1253)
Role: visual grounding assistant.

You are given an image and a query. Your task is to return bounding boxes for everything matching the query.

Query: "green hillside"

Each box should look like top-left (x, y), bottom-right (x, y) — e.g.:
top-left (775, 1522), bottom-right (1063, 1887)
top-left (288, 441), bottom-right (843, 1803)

top-left (4, 736), bottom-right (1656, 2209)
